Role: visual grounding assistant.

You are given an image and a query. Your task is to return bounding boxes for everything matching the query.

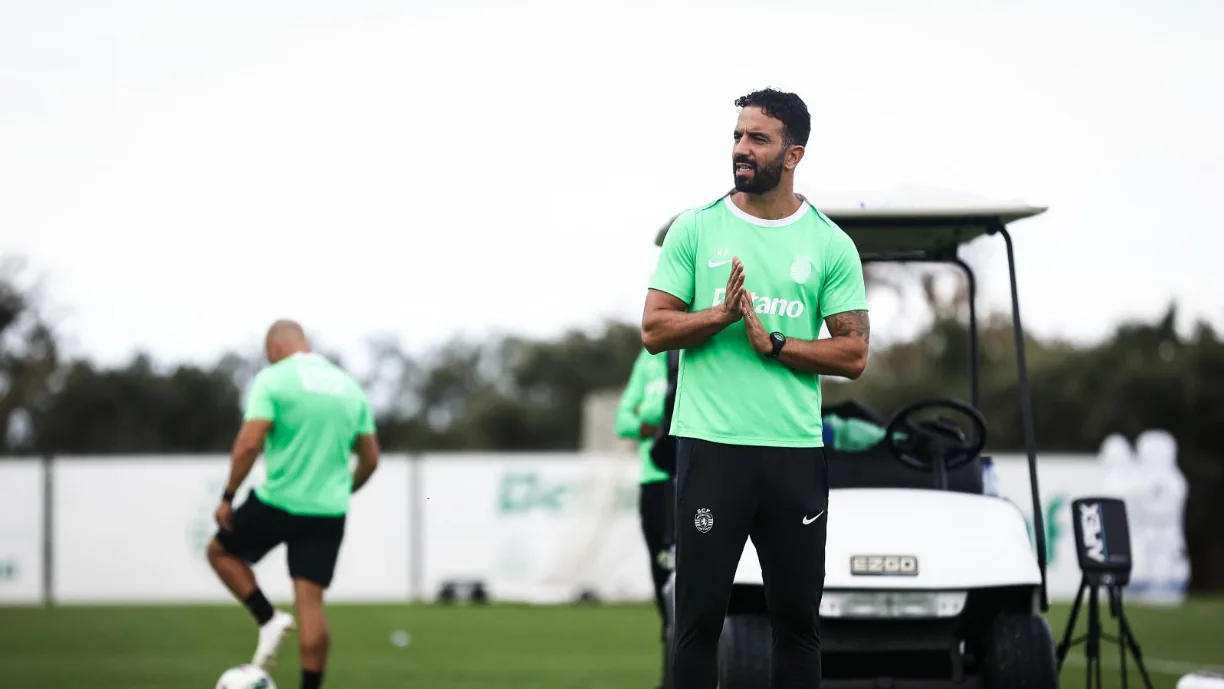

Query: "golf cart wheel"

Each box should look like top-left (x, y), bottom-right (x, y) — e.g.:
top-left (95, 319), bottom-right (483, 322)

top-left (982, 613), bottom-right (1059, 689)
top-left (717, 613), bottom-right (772, 689)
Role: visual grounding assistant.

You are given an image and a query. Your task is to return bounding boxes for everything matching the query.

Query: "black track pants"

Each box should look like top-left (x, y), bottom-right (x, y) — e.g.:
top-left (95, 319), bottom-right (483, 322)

top-left (670, 437), bottom-right (830, 689)
top-left (640, 479), bottom-right (672, 688)
top-left (640, 480), bottom-right (671, 635)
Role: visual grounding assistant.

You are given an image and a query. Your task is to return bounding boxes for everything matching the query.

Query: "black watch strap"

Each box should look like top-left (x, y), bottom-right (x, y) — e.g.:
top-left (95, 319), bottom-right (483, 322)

top-left (767, 332), bottom-right (786, 358)
top-left (222, 490), bottom-right (236, 503)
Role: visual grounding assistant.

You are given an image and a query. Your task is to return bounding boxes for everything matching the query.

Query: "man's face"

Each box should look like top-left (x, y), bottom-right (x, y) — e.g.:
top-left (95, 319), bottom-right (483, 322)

top-left (732, 107), bottom-right (790, 194)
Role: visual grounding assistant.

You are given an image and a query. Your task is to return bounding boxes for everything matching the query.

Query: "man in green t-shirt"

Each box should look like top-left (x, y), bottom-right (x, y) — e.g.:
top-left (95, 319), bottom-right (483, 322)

top-left (643, 89), bottom-right (870, 689)
top-left (614, 345), bottom-right (673, 687)
top-left (206, 320), bottom-right (380, 689)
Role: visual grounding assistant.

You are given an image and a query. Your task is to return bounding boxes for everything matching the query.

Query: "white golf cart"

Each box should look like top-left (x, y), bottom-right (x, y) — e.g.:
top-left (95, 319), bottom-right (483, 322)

top-left (661, 202), bottom-right (1059, 689)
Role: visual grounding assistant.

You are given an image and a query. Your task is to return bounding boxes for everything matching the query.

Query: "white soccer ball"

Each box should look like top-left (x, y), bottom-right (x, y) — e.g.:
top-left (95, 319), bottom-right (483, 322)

top-left (1178, 673), bottom-right (1224, 689)
top-left (216, 664), bottom-right (277, 689)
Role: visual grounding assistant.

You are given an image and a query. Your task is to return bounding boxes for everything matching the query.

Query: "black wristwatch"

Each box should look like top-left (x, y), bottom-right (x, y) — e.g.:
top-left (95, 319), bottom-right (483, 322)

top-left (766, 331), bottom-right (786, 358)
top-left (221, 490), bottom-right (236, 503)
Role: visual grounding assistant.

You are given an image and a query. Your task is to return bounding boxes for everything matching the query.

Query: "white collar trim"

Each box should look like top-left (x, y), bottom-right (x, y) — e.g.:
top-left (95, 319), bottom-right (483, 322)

top-left (723, 194), bottom-right (809, 227)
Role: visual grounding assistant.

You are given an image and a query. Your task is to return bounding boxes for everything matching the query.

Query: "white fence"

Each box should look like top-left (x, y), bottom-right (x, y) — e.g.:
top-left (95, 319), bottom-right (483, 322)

top-left (0, 452), bottom-right (1189, 606)
top-left (0, 460), bottom-right (44, 604)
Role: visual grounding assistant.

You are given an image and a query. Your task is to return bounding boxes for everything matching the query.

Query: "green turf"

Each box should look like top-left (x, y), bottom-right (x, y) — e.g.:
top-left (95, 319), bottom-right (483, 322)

top-left (1, 599), bottom-right (1222, 688)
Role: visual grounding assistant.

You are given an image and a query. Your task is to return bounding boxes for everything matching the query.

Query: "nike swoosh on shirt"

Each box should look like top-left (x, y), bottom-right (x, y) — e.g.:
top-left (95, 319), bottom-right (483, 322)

top-left (708, 259), bottom-right (731, 268)
top-left (802, 511), bottom-right (825, 525)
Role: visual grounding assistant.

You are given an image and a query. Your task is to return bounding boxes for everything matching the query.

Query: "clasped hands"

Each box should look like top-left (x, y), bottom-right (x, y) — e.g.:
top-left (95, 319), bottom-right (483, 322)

top-left (718, 257), bottom-right (773, 355)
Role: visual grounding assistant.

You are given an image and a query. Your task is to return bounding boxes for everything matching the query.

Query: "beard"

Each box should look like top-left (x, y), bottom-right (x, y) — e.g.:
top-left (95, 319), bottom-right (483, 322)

top-left (732, 151), bottom-right (785, 194)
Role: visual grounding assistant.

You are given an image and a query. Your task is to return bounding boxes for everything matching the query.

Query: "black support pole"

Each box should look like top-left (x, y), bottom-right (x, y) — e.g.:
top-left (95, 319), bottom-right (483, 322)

top-left (952, 258), bottom-right (980, 410)
top-left (42, 451), bottom-right (53, 607)
top-left (998, 226), bottom-right (1048, 611)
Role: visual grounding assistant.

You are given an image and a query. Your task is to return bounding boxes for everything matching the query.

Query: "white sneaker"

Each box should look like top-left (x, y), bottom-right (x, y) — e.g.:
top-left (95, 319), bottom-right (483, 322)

top-left (252, 610), bottom-right (296, 668)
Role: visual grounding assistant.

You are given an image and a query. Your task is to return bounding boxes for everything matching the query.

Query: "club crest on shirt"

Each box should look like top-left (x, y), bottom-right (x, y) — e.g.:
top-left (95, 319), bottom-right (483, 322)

top-left (790, 256), bottom-right (813, 285)
top-left (694, 508), bottom-right (714, 533)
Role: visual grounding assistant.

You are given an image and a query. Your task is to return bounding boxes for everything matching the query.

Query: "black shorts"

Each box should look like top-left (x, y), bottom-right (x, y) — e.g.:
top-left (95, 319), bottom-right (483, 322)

top-left (214, 491), bottom-right (346, 589)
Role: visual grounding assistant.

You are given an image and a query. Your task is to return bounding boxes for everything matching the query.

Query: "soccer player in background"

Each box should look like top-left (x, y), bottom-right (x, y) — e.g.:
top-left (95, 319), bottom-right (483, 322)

top-left (614, 343), bottom-right (673, 689)
top-left (642, 89), bottom-right (871, 689)
top-left (206, 319), bottom-right (381, 689)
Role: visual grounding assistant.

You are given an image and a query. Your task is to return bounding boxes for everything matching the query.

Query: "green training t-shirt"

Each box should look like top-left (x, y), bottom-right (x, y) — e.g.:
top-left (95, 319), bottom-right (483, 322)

top-left (614, 347), bottom-right (671, 484)
top-left (244, 352), bottom-right (375, 516)
top-left (650, 194), bottom-right (868, 448)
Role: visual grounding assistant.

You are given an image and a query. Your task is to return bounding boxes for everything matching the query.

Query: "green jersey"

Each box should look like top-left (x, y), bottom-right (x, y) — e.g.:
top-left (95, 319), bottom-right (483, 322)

top-left (650, 194), bottom-right (868, 448)
top-left (614, 347), bottom-right (671, 484)
top-left (243, 352), bottom-right (375, 516)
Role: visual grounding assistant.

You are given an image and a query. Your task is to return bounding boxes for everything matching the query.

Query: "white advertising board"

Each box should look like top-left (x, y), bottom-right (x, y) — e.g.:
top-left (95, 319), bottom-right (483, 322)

top-left (0, 459), bottom-right (45, 604)
top-left (990, 455), bottom-right (1102, 600)
top-left (12, 447), bottom-right (1189, 607)
top-left (51, 456), bottom-right (412, 604)
top-left (991, 452), bottom-right (1193, 603)
top-left (415, 453), bottom-right (1111, 604)
top-left (419, 453), bottom-right (655, 604)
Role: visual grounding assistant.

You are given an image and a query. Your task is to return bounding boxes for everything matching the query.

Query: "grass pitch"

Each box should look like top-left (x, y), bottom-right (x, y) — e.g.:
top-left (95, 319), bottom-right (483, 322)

top-left (1, 599), bottom-right (1222, 688)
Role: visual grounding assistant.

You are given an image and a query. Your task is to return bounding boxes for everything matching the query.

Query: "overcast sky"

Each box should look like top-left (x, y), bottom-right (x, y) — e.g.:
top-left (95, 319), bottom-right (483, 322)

top-left (2, 0), bottom-right (1220, 372)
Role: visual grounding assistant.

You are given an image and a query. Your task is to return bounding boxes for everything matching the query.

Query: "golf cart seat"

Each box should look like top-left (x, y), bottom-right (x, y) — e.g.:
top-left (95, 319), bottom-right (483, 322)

top-left (822, 398), bottom-right (987, 495)
top-left (825, 442), bottom-right (985, 495)
top-left (822, 399), bottom-right (887, 426)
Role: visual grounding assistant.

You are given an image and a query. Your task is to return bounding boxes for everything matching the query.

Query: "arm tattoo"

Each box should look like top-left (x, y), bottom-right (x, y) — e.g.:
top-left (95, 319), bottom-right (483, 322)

top-left (828, 310), bottom-right (870, 343)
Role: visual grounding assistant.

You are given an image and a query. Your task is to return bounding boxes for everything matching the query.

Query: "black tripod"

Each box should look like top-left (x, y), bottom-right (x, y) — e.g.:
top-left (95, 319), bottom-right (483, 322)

top-left (1056, 573), bottom-right (1154, 689)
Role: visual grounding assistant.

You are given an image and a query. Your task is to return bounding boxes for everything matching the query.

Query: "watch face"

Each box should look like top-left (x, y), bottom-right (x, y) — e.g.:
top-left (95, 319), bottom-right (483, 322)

top-left (769, 332), bottom-right (785, 356)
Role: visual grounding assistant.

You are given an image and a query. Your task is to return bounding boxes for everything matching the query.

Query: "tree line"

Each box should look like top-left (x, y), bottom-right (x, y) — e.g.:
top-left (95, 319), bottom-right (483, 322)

top-left (3, 256), bottom-right (1224, 589)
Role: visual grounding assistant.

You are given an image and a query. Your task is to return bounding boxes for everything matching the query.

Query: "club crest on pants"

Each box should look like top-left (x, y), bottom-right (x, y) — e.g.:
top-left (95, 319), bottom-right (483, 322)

top-left (694, 508), bottom-right (714, 533)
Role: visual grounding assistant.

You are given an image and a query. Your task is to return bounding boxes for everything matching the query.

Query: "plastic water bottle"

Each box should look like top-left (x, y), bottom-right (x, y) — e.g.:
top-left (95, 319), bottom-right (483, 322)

top-left (981, 457), bottom-right (999, 497)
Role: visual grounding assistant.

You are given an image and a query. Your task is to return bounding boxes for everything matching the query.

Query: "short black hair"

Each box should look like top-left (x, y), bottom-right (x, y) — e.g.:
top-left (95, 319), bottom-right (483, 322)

top-left (734, 88), bottom-right (811, 148)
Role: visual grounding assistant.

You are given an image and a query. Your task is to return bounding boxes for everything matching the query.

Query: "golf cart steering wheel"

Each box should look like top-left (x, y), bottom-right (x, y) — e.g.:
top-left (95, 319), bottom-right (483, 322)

top-left (884, 398), bottom-right (987, 473)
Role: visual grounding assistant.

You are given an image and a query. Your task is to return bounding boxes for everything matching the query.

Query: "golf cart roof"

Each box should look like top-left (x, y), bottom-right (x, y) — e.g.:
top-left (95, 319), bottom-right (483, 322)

top-left (818, 203), bottom-right (1047, 257)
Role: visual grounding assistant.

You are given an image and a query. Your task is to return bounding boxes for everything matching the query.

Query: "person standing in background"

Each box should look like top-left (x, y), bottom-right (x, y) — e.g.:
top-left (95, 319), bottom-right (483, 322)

top-left (615, 344), bottom-right (673, 689)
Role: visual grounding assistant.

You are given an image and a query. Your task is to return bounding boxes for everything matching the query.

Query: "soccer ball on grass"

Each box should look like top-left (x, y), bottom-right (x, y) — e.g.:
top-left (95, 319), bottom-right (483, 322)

top-left (216, 664), bottom-right (277, 689)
